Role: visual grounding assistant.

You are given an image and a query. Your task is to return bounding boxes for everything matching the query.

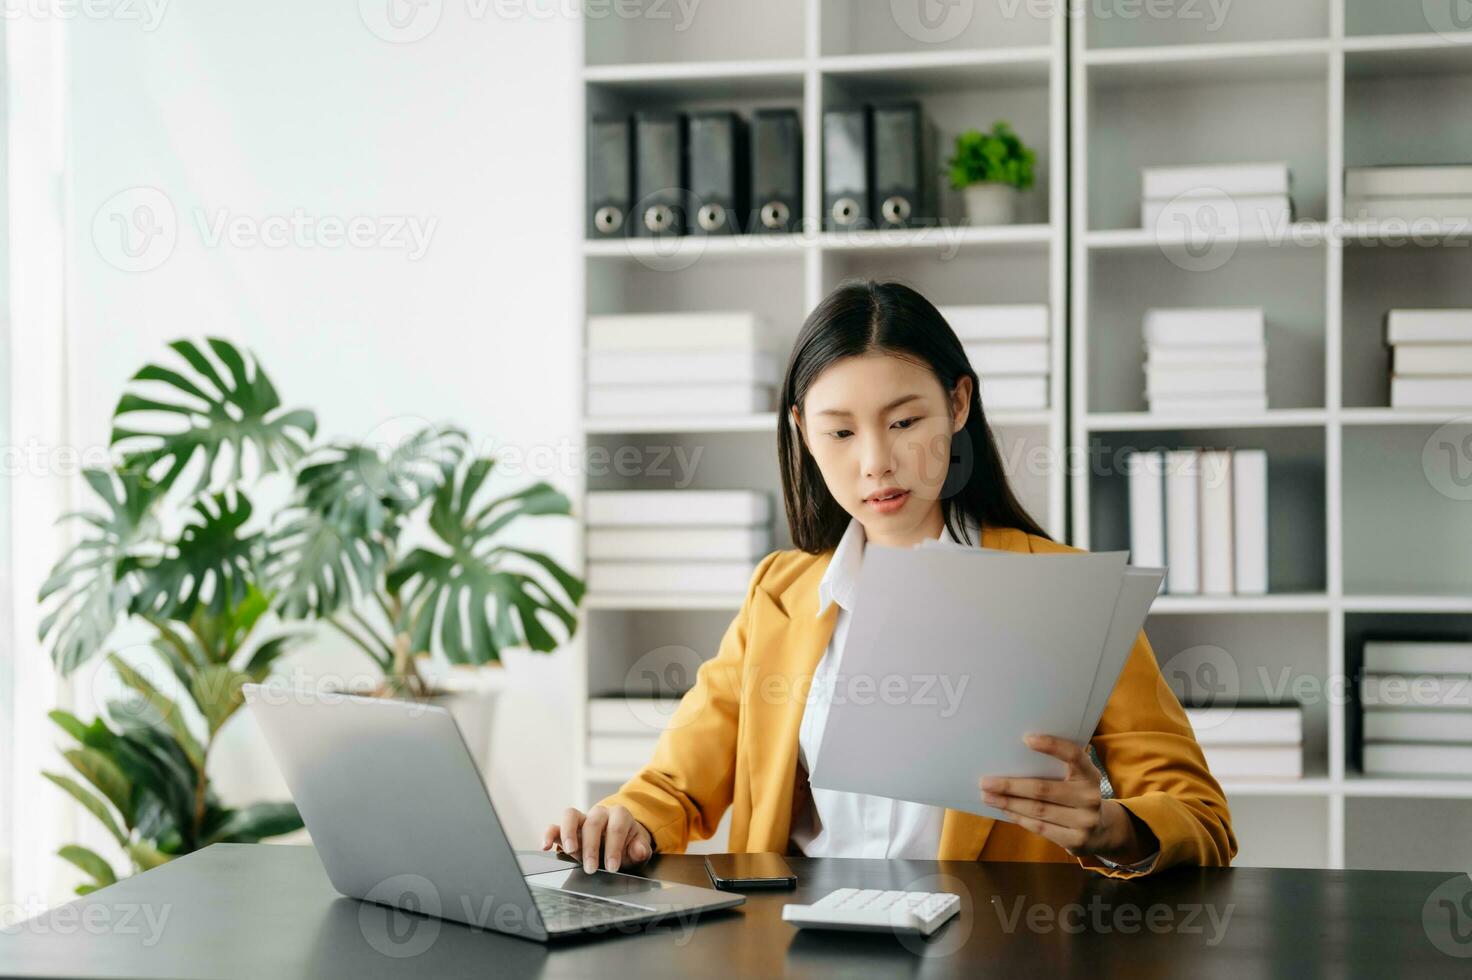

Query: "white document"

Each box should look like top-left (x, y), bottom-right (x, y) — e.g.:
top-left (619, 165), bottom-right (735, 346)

top-left (1074, 566), bottom-right (1166, 743)
top-left (808, 544), bottom-right (1131, 822)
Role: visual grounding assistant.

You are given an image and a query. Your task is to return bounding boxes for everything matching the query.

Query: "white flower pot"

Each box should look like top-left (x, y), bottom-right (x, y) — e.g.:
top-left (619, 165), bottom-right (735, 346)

top-left (963, 183), bottom-right (1020, 226)
top-left (432, 666), bottom-right (507, 776)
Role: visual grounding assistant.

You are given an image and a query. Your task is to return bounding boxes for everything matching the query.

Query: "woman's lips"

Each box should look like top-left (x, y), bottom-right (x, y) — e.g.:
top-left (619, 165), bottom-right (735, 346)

top-left (865, 489), bottom-right (909, 514)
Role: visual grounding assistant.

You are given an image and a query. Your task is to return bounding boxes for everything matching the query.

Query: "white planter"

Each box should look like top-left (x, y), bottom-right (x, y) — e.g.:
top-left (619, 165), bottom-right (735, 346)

top-left (433, 666), bottom-right (507, 776)
top-left (963, 183), bottom-right (1020, 226)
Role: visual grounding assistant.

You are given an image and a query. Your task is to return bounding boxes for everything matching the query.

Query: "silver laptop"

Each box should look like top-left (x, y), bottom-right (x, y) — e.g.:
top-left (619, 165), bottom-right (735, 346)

top-left (243, 683), bottom-right (743, 941)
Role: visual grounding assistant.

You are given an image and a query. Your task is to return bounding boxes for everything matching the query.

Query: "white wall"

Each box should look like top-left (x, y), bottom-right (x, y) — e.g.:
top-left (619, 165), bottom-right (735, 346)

top-left (62, 2), bottom-right (582, 859)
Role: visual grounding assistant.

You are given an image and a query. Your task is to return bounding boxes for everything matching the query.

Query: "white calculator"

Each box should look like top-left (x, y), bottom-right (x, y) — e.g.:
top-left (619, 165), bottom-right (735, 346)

top-left (781, 888), bottom-right (961, 936)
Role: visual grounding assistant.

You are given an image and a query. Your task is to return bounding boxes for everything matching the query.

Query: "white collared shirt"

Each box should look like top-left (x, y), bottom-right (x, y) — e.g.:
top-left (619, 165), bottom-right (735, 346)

top-left (790, 515), bottom-right (978, 859)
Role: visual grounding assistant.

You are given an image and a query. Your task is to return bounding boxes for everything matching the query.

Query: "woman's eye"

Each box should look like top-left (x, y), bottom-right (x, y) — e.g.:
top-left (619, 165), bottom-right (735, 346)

top-left (828, 429), bottom-right (852, 440)
top-left (891, 416), bottom-right (922, 430)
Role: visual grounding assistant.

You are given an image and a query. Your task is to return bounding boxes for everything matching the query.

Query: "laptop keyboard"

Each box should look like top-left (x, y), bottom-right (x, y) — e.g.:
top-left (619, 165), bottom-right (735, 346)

top-left (530, 886), bottom-right (653, 932)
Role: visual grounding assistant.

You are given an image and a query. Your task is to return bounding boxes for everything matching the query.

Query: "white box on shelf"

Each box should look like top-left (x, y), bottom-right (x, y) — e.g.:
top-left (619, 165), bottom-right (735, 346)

top-left (585, 490), bottom-right (771, 527)
top-left (1141, 195), bottom-right (1291, 233)
top-left (1365, 641), bottom-right (1472, 676)
top-left (1127, 450), bottom-right (1166, 571)
top-left (1362, 710), bottom-right (1472, 744)
top-left (1385, 309), bottom-right (1472, 345)
top-left (939, 305), bottom-right (1050, 342)
top-left (1345, 165), bottom-right (1472, 199)
top-left (587, 561), bottom-right (756, 595)
top-left (1390, 376), bottom-right (1472, 409)
top-left (1145, 365), bottom-right (1266, 397)
top-left (978, 374), bottom-right (1048, 410)
top-left (1186, 706), bottom-right (1303, 745)
top-left (1201, 744), bottom-right (1303, 780)
top-left (1198, 449), bottom-right (1235, 596)
top-left (586, 383), bottom-right (773, 416)
top-left (963, 341), bottom-right (1050, 376)
top-left (587, 349), bottom-right (781, 386)
top-left (586, 526), bottom-right (774, 561)
top-left (1164, 449), bottom-right (1201, 595)
top-left (1345, 197), bottom-right (1472, 223)
top-left (1361, 675), bottom-right (1472, 710)
top-left (587, 312), bottom-right (774, 351)
top-left (1148, 343), bottom-right (1266, 367)
top-left (1147, 394), bottom-right (1271, 415)
top-left (1142, 162), bottom-right (1291, 200)
top-left (1392, 344), bottom-right (1472, 375)
top-left (1144, 308), bottom-right (1265, 348)
top-left (1231, 449), bottom-right (1268, 596)
top-left (1362, 743), bottom-right (1472, 778)
top-left (588, 698), bottom-right (680, 738)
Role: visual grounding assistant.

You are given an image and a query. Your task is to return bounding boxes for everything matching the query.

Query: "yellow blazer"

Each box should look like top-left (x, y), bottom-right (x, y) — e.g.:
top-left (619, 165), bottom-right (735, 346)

top-left (597, 524), bottom-right (1237, 877)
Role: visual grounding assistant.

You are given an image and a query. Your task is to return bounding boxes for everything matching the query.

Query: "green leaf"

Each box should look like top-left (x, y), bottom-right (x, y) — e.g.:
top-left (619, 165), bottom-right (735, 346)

top-left (48, 709), bottom-right (91, 743)
top-left (126, 840), bottom-right (171, 871)
top-left (43, 772), bottom-right (127, 846)
top-left (204, 801), bottom-right (303, 844)
top-left (62, 747), bottom-right (133, 821)
top-left (242, 634), bottom-right (300, 681)
top-left (946, 120), bottom-right (1036, 191)
top-left (39, 470), bottom-right (163, 674)
top-left (189, 664), bottom-right (249, 735)
top-left (130, 490), bottom-right (267, 621)
top-left (385, 457), bottom-right (582, 666)
top-left (111, 337), bottom-right (316, 496)
top-left (107, 654), bottom-right (205, 771)
top-left (58, 845), bottom-right (119, 888)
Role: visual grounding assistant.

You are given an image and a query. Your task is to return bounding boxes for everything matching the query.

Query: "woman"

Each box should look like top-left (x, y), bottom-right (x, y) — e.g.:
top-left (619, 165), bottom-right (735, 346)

top-left (544, 279), bottom-right (1235, 878)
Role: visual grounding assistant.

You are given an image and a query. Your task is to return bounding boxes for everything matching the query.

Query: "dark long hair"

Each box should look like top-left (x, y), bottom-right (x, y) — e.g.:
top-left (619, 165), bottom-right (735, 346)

top-left (777, 278), bottom-right (1052, 554)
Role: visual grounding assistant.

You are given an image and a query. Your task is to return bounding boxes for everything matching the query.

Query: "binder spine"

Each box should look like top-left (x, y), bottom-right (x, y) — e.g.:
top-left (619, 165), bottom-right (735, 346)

top-left (751, 108), bottom-right (802, 234)
top-left (587, 114), bottom-right (633, 238)
top-left (823, 106), bottom-right (872, 232)
top-left (633, 111), bottom-right (688, 238)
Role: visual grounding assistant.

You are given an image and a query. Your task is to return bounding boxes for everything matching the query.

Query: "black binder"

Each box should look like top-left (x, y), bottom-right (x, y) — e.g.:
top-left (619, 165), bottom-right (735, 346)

top-left (587, 115), bottom-right (632, 238)
top-left (751, 108), bottom-right (802, 234)
top-left (823, 106), bottom-right (871, 231)
top-left (688, 111), bottom-right (749, 236)
top-left (633, 111), bottom-right (688, 237)
top-left (871, 101), bottom-right (935, 229)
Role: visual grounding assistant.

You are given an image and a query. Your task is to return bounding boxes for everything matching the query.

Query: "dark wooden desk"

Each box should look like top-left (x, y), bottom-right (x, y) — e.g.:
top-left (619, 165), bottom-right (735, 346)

top-left (1, 844), bottom-right (1469, 978)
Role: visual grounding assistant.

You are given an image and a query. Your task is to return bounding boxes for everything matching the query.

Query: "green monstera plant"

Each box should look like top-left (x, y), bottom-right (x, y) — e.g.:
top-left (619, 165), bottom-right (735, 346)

top-left (269, 424), bottom-right (585, 697)
top-left (38, 338), bottom-right (316, 892)
top-left (39, 338), bottom-right (585, 892)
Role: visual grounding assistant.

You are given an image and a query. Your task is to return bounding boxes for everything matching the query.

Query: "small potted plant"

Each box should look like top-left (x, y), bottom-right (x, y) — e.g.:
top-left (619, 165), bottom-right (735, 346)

top-left (947, 121), bottom-right (1037, 226)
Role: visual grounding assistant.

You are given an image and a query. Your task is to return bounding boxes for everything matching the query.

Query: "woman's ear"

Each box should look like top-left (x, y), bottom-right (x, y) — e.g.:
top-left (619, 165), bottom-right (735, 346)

top-left (789, 406), bottom-right (806, 447)
top-left (950, 375), bottom-right (973, 432)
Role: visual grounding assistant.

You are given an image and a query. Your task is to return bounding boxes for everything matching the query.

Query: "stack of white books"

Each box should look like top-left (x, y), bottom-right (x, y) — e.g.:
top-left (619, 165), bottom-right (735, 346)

top-left (1185, 704), bottom-right (1303, 780)
top-left (587, 697), bottom-right (672, 770)
top-left (1345, 165), bottom-right (1472, 223)
top-left (1140, 162), bottom-right (1293, 233)
top-left (1360, 640), bottom-right (1472, 778)
top-left (938, 304), bottom-right (1050, 411)
top-left (1144, 308), bottom-right (1268, 415)
top-left (1385, 309), bottom-right (1472, 409)
top-left (584, 490), bottom-right (773, 597)
top-left (1126, 448), bottom-right (1267, 596)
top-left (585, 312), bottom-right (779, 417)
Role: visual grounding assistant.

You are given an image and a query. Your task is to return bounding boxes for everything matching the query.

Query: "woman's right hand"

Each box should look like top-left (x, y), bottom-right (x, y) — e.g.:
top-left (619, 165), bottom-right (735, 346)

top-left (541, 805), bottom-right (654, 875)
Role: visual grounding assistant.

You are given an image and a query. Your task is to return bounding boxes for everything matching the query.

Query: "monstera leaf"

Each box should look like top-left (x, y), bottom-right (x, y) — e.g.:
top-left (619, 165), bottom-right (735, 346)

top-left (39, 469), bottom-right (164, 673)
top-left (130, 490), bottom-right (267, 621)
top-left (269, 426), bottom-right (465, 620)
top-left (385, 457), bottom-right (584, 664)
top-left (110, 338), bottom-right (316, 495)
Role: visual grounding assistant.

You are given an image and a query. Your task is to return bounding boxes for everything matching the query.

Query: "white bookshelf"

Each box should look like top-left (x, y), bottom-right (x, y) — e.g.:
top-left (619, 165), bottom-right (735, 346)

top-left (1070, 2), bottom-right (1472, 871)
top-left (574, 0), bottom-right (1069, 853)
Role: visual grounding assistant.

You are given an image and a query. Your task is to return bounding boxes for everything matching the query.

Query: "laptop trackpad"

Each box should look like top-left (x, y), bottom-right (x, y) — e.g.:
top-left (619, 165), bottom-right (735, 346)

top-left (525, 867), bottom-right (676, 901)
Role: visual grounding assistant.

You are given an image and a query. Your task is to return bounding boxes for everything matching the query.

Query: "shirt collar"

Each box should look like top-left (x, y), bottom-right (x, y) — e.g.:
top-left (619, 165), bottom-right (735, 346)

top-left (816, 513), bottom-right (980, 617)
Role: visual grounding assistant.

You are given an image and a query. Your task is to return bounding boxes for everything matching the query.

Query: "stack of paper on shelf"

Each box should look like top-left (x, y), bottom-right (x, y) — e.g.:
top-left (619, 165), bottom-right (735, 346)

top-left (584, 490), bottom-right (773, 597)
top-left (1186, 703), bottom-right (1303, 780)
top-left (585, 312), bottom-right (779, 416)
top-left (1126, 448), bottom-right (1267, 596)
top-left (1143, 308), bottom-right (1269, 415)
top-left (939, 304), bottom-right (1050, 411)
top-left (587, 697), bottom-right (672, 770)
top-left (1140, 162), bottom-right (1293, 233)
top-left (1384, 309), bottom-right (1472, 409)
top-left (1360, 639), bottom-right (1472, 778)
top-left (1345, 165), bottom-right (1472, 223)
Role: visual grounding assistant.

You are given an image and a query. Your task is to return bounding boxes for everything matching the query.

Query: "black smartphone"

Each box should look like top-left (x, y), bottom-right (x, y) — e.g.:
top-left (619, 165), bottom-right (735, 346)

top-left (704, 852), bottom-right (797, 890)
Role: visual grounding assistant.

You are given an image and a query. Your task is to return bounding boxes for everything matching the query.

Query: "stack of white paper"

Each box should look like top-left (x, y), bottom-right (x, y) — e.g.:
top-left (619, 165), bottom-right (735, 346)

top-left (939, 305), bottom-right (1050, 411)
top-left (808, 543), bottom-right (1165, 822)
top-left (1143, 308), bottom-right (1268, 415)
top-left (1141, 162), bottom-right (1293, 234)
top-left (1345, 165), bottom-right (1472, 223)
top-left (585, 312), bottom-right (779, 416)
top-left (584, 490), bottom-right (773, 597)
top-left (1360, 640), bottom-right (1472, 778)
top-left (1186, 704), bottom-right (1303, 780)
top-left (1127, 448), bottom-right (1267, 596)
top-left (1384, 310), bottom-right (1472, 409)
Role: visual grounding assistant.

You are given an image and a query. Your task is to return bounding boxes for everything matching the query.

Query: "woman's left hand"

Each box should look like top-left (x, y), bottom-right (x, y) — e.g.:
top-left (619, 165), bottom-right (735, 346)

top-left (979, 733), bottom-right (1155, 866)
